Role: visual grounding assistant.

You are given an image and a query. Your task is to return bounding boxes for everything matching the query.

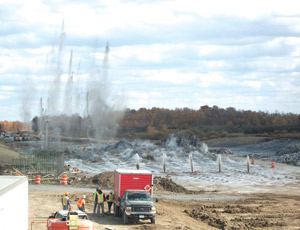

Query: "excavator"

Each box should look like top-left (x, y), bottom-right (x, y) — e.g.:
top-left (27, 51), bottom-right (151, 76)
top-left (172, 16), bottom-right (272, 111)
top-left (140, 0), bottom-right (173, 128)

top-left (32, 131), bottom-right (42, 140)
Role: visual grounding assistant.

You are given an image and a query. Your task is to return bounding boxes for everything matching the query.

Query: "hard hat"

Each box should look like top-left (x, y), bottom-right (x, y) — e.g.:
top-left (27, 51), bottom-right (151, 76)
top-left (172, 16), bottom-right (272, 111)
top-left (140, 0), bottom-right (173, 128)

top-left (98, 187), bottom-right (102, 190)
top-left (65, 192), bottom-right (69, 196)
top-left (110, 191), bottom-right (113, 194)
top-left (83, 195), bottom-right (86, 199)
top-left (96, 186), bottom-right (99, 190)
top-left (68, 206), bottom-right (72, 210)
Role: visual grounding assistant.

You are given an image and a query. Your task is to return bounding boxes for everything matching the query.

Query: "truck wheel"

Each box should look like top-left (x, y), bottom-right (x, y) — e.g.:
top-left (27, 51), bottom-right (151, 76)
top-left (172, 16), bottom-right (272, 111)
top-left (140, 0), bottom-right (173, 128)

top-left (123, 212), bottom-right (129, 224)
top-left (113, 204), bottom-right (119, 217)
top-left (151, 217), bottom-right (155, 224)
top-left (113, 204), bottom-right (116, 216)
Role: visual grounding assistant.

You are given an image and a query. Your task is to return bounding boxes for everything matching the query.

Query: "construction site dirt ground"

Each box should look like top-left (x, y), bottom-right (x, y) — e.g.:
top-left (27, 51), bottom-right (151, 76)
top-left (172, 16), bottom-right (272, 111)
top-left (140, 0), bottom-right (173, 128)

top-left (29, 182), bottom-right (300, 230)
top-left (2, 135), bottom-right (300, 229)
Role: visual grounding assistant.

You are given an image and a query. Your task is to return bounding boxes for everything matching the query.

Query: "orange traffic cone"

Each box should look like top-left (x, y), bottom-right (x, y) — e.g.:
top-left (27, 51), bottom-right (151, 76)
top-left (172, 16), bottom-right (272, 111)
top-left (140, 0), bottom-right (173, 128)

top-left (35, 175), bottom-right (41, 184)
top-left (271, 161), bottom-right (275, 168)
top-left (61, 174), bottom-right (68, 185)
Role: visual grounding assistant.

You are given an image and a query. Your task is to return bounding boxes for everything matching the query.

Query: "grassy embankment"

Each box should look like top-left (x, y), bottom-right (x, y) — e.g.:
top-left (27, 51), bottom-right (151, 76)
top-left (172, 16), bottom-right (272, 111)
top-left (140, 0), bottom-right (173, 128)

top-left (117, 126), bottom-right (300, 141)
top-left (0, 140), bottom-right (19, 164)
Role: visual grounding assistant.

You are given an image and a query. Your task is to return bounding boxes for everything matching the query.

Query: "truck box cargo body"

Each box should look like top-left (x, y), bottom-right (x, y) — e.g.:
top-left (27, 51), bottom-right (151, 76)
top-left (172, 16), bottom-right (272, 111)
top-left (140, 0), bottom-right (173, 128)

top-left (114, 169), bottom-right (153, 201)
top-left (113, 169), bottom-right (156, 224)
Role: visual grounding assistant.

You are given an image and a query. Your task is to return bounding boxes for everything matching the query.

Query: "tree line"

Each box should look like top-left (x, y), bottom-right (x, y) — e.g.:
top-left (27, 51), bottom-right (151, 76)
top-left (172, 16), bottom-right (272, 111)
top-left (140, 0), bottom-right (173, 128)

top-left (0, 121), bottom-right (30, 133)
top-left (1, 105), bottom-right (299, 140)
top-left (119, 106), bottom-right (300, 139)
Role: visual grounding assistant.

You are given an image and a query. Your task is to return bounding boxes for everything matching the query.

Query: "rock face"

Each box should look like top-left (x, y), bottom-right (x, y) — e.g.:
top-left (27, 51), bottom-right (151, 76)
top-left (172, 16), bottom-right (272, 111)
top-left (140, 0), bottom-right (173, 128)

top-left (215, 138), bottom-right (300, 167)
top-left (164, 132), bottom-right (203, 148)
top-left (64, 133), bottom-right (300, 171)
top-left (104, 140), bottom-right (133, 151)
top-left (64, 134), bottom-right (212, 166)
top-left (276, 144), bottom-right (300, 166)
top-left (209, 148), bottom-right (233, 155)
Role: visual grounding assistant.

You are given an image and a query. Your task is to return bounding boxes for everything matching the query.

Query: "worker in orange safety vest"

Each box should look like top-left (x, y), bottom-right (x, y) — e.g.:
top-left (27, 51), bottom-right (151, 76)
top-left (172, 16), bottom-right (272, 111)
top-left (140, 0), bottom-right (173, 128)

top-left (77, 195), bottom-right (86, 212)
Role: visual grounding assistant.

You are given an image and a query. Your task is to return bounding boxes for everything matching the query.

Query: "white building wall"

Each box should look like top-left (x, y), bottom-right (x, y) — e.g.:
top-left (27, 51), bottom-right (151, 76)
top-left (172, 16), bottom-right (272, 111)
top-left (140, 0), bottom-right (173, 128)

top-left (0, 176), bottom-right (28, 230)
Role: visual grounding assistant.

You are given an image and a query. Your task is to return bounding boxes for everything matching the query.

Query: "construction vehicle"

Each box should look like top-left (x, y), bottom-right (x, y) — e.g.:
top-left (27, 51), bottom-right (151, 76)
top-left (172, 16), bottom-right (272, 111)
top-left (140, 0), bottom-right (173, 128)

top-left (13, 132), bottom-right (31, 141)
top-left (113, 169), bottom-right (156, 224)
top-left (20, 131), bottom-right (31, 141)
top-left (32, 131), bottom-right (42, 140)
top-left (14, 134), bottom-right (22, 141)
top-left (47, 210), bottom-right (94, 230)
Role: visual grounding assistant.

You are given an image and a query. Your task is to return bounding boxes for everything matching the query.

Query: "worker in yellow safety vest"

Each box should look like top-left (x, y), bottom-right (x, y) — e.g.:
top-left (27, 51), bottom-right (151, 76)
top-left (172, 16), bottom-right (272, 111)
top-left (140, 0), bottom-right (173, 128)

top-left (93, 186), bottom-right (99, 214)
top-left (62, 192), bottom-right (71, 210)
top-left (106, 191), bottom-right (114, 214)
top-left (77, 195), bottom-right (86, 212)
top-left (96, 187), bottom-right (106, 217)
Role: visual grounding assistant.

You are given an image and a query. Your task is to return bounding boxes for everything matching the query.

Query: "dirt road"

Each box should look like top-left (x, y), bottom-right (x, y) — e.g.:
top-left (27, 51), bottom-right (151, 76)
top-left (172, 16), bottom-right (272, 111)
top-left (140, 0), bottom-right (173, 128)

top-left (29, 183), bottom-right (300, 230)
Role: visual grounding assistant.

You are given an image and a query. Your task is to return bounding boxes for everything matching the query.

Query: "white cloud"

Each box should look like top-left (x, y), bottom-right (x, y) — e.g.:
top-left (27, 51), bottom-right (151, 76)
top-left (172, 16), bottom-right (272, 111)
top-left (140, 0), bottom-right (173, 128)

top-left (244, 81), bottom-right (262, 90)
top-left (174, 0), bottom-right (300, 19)
top-left (268, 81), bottom-right (276, 87)
top-left (0, 86), bottom-right (15, 91)
top-left (0, 0), bottom-right (300, 120)
top-left (198, 72), bottom-right (224, 87)
top-left (113, 45), bottom-right (165, 62)
top-left (0, 95), bottom-right (10, 100)
top-left (143, 69), bottom-right (199, 84)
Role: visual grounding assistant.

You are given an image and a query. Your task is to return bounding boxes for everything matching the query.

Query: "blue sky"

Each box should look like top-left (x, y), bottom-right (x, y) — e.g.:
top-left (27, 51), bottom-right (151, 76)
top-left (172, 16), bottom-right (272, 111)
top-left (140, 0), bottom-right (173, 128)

top-left (1, 0), bottom-right (300, 121)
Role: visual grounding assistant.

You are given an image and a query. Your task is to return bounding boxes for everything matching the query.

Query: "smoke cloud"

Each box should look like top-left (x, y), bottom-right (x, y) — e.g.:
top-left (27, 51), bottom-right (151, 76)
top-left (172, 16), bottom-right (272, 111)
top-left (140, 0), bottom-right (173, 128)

top-left (26, 22), bottom-right (125, 140)
top-left (20, 77), bottom-right (36, 122)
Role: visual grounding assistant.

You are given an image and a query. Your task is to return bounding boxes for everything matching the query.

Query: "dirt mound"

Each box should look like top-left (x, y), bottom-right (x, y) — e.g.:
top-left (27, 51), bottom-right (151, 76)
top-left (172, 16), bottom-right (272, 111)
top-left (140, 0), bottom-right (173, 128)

top-left (184, 207), bottom-right (228, 229)
top-left (77, 171), bottom-right (115, 189)
top-left (153, 177), bottom-right (204, 194)
top-left (184, 204), bottom-right (287, 230)
top-left (89, 171), bottom-right (114, 188)
top-left (0, 164), bottom-right (14, 175)
top-left (224, 204), bottom-right (261, 214)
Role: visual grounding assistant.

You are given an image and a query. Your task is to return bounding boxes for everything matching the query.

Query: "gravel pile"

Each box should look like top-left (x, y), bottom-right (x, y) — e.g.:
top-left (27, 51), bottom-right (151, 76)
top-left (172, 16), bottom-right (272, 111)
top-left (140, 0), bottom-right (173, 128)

top-left (275, 144), bottom-right (300, 166)
top-left (153, 177), bottom-right (204, 194)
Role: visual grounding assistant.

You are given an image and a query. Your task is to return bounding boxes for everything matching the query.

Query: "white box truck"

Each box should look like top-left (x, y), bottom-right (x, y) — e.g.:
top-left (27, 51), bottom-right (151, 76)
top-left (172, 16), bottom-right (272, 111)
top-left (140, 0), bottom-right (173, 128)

top-left (0, 176), bottom-right (28, 230)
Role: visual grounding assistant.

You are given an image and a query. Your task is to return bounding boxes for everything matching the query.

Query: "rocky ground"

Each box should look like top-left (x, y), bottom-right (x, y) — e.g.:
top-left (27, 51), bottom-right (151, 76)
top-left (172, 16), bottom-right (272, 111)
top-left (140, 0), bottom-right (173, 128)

top-left (2, 134), bottom-right (300, 229)
top-left (205, 135), bottom-right (300, 166)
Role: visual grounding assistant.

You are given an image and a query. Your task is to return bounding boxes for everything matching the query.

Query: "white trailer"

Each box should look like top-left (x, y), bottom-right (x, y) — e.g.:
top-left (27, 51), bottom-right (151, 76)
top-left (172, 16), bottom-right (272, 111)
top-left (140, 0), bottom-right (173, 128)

top-left (0, 176), bottom-right (28, 230)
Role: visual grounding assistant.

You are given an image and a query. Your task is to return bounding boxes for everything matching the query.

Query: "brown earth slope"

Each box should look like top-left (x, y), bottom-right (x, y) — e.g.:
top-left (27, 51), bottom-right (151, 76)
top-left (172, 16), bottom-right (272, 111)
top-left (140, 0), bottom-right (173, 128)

top-left (0, 140), bottom-right (19, 164)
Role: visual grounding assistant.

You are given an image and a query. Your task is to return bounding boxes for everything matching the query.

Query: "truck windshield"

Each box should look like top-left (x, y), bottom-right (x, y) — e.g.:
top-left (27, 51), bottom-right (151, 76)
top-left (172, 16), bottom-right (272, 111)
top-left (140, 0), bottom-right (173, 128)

top-left (126, 192), bottom-right (152, 201)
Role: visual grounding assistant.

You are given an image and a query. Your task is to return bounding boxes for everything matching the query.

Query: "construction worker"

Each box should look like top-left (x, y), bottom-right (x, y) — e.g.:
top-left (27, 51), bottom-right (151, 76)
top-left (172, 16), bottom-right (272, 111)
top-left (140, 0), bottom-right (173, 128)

top-left (77, 195), bottom-right (86, 212)
top-left (106, 191), bottom-right (114, 214)
top-left (97, 187), bottom-right (106, 217)
top-left (93, 186), bottom-right (99, 214)
top-left (62, 192), bottom-right (71, 210)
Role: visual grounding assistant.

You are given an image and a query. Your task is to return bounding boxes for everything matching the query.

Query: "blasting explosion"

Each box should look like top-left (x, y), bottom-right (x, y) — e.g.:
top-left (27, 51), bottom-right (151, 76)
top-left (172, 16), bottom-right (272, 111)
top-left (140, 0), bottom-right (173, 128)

top-left (25, 22), bottom-right (125, 144)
